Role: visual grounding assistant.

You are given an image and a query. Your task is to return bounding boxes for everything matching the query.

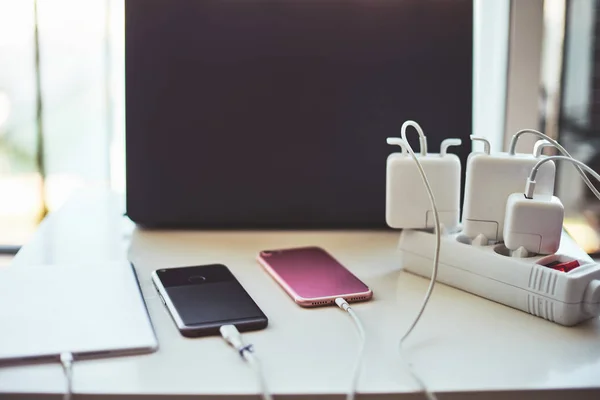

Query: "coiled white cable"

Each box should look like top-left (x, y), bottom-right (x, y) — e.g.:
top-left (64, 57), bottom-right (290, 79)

top-left (220, 325), bottom-right (272, 400)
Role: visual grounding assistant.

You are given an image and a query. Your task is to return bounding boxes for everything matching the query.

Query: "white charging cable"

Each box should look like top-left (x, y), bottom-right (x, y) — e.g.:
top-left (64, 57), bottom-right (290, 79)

top-left (525, 156), bottom-right (600, 199)
top-left (334, 297), bottom-right (366, 400)
top-left (401, 120), bottom-right (428, 155)
top-left (387, 121), bottom-right (441, 400)
top-left (220, 325), bottom-right (272, 400)
top-left (509, 129), bottom-right (600, 201)
top-left (60, 352), bottom-right (74, 400)
top-left (397, 121), bottom-right (441, 344)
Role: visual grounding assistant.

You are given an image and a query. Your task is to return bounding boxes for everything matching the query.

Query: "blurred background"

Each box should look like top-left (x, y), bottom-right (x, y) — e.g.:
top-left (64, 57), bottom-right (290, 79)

top-left (0, 0), bottom-right (599, 263)
top-left (552, 0), bottom-right (600, 254)
top-left (0, 0), bottom-right (124, 264)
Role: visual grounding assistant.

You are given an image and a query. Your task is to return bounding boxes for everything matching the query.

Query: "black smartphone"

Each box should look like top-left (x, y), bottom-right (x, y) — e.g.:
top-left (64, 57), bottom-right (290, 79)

top-left (151, 264), bottom-right (268, 337)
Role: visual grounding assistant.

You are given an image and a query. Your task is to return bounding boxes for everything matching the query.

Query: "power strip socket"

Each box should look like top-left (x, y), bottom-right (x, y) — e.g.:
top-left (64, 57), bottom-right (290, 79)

top-left (398, 229), bottom-right (600, 326)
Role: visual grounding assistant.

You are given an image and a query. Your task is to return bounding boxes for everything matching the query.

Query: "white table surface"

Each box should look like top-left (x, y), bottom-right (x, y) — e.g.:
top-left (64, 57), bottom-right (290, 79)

top-left (1, 190), bottom-right (600, 399)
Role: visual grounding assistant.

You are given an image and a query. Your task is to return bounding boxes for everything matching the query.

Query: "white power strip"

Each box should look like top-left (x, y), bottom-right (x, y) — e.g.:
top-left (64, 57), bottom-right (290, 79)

top-left (398, 229), bottom-right (600, 326)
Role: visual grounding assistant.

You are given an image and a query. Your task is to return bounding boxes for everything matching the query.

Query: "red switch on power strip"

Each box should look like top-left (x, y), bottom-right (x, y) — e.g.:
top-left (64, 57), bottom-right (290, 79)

top-left (545, 260), bottom-right (580, 273)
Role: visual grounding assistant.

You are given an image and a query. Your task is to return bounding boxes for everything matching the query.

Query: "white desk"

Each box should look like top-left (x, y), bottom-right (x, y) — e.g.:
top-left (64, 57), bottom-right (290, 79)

top-left (2, 190), bottom-right (600, 399)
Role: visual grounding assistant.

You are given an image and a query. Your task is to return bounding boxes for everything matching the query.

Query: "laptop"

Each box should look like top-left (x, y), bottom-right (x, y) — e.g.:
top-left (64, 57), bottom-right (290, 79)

top-left (125, 0), bottom-right (473, 228)
top-left (0, 262), bottom-right (157, 364)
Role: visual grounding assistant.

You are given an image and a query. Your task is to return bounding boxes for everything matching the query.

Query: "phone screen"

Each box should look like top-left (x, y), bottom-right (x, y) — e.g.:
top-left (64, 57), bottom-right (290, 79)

top-left (154, 264), bottom-right (267, 335)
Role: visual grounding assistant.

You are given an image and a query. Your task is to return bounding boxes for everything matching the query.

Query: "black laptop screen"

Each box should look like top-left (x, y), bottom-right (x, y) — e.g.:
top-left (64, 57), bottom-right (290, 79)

top-left (125, 0), bottom-right (472, 228)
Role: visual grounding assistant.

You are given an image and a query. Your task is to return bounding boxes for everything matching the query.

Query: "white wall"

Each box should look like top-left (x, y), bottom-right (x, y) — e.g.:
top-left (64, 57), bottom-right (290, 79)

top-left (503, 0), bottom-right (545, 152)
top-left (472, 0), bottom-right (510, 153)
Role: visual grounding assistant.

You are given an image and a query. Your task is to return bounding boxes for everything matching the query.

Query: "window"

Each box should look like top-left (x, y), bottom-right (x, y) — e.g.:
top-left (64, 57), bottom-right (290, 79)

top-left (0, 0), bottom-right (124, 254)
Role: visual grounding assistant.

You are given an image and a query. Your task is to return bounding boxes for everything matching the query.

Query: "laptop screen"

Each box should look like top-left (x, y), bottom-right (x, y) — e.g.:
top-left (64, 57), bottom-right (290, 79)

top-left (125, 0), bottom-right (472, 228)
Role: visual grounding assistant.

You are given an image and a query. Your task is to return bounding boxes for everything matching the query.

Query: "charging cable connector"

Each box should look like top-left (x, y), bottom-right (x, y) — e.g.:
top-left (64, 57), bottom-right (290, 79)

top-left (524, 179), bottom-right (536, 200)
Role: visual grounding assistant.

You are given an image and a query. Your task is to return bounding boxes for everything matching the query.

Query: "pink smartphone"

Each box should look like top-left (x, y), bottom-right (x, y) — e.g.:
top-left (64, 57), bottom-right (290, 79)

top-left (257, 246), bottom-right (373, 307)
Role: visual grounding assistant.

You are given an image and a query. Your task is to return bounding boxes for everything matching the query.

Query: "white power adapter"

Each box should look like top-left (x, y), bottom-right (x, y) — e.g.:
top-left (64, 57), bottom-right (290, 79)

top-left (462, 137), bottom-right (556, 243)
top-left (386, 121), bottom-right (462, 230)
top-left (503, 193), bottom-right (564, 255)
top-left (501, 139), bottom-right (564, 256)
top-left (504, 154), bottom-right (600, 255)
